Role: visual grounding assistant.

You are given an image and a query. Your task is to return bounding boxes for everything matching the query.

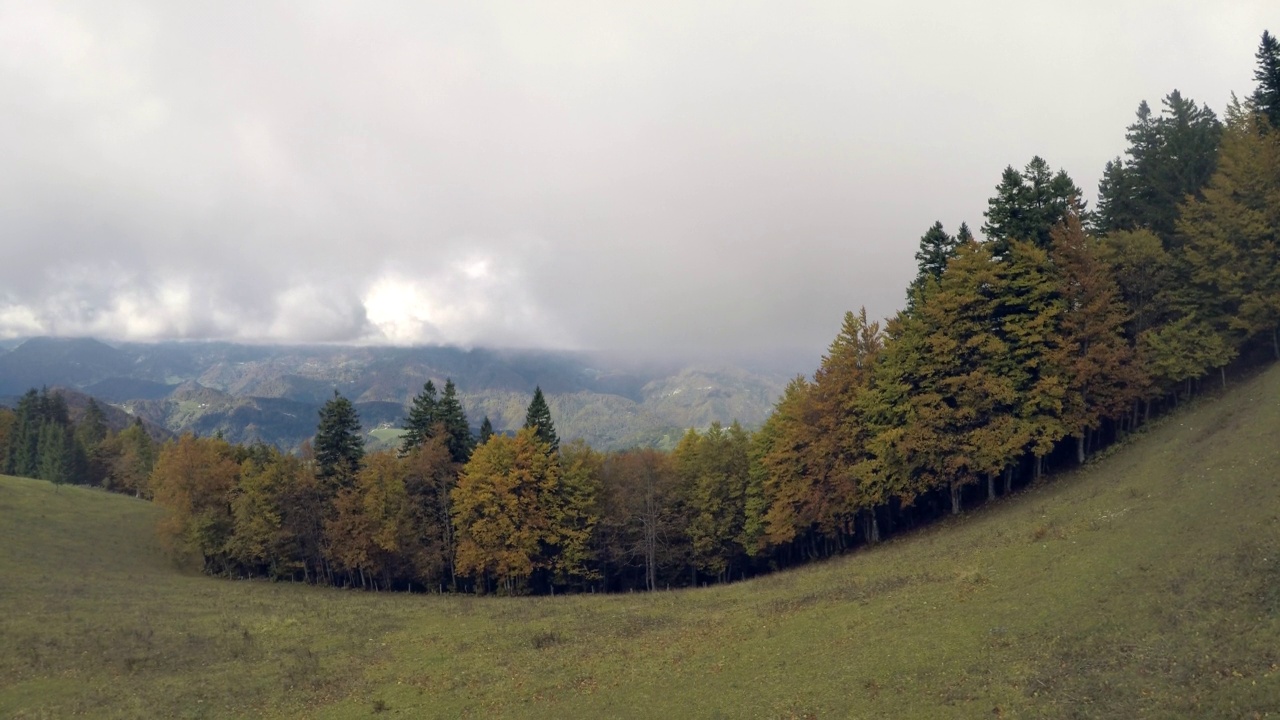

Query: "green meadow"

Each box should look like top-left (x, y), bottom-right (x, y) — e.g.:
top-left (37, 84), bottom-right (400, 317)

top-left (3, 365), bottom-right (1279, 719)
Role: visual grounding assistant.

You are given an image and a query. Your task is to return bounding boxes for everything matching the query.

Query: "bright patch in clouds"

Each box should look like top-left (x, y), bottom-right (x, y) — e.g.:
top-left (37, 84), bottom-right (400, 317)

top-left (0, 2), bottom-right (1272, 359)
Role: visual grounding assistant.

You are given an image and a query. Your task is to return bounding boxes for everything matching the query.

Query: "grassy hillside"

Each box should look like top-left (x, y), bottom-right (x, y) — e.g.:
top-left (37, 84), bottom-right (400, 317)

top-left (3, 366), bottom-right (1280, 718)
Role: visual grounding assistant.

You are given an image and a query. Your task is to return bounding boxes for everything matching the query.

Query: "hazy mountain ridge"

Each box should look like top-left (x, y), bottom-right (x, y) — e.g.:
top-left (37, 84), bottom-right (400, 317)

top-left (0, 337), bottom-right (790, 450)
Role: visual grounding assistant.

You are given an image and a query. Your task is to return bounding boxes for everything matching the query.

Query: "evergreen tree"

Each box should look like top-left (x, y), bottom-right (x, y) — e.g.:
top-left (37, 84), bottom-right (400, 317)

top-left (1177, 98), bottom-right (1280, 359)
top-left (477, 416), bottom-right (495, 446)
top-left (909, 222), bottom-right (959, 306)
top-left (1096, 93), bottom-right (1221, 239)
top-left (38, 421), bottom-right (75, 486)
top-left (1253, 30), bottom-right (1280, 129)
top-left (1095, 157), bottom-right (1140, 233)
top-left (76, 398), bottom-right (108, 449)
top-left (400, 381), bottom-right (438, 454)
top-left (436, 379), bottom-right (474, 464)
top-left (9, 390), bottom-right (41, 477)
top-left (523, 386), bottom-right (559, 452)
top-left (982, 157), bottom-right (1085, 254)
top-left (315, 391), bottom-right (364, 487)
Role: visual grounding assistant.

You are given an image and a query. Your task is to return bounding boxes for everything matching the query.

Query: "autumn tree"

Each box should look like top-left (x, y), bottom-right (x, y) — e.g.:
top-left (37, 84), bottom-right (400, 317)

top-left (150, 434), bottom-right (241, 573)
top-left (401, 434), bottom-right (459, 590)
top-left (1178, 98), bottom-right (1280, 361)
top-left (1049, 209), bottom-right (1141, 463)
top-left (552, 440), bottom-right (603, 590)
top-left (325, 451), bottom-right (414, 590)
top-left (675, 422), bottom-right (751, 582)
top-left (452, 427), bottom-right (560, 594)
top-left (598, 448), bottom-right (682, 591)
top-left (226, 446), bottom-right (310, 579)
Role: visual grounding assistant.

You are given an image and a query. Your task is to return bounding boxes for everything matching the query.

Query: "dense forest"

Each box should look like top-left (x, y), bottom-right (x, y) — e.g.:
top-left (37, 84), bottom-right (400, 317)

top-left (3, 31), bottom-right (1278, 596)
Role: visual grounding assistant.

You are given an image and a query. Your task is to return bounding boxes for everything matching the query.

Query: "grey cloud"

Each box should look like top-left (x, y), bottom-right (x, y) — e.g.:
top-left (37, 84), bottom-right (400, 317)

top-left (0, 1), bottom-right (1274, 367)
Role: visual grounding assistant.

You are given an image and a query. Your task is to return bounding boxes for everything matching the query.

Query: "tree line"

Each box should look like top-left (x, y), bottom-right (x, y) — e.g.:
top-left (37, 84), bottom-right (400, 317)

top-left (0, 388), bottom-right (158, 494)
top-left (6, 31), bottom-right (1278, 596)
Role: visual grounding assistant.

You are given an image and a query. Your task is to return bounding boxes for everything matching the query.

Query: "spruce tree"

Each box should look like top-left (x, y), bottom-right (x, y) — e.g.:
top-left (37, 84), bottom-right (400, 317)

top-left (477, 416), bottom-right (495, 446)
top-left (38, 421), bottom-right (74, 486)
top-left (523, 386), bottom-right (559, 452)
top-left (400, 380), bottom-right (438, 455)
top-left (76, 398), bottom-right (108, 449)
top-left (983, 157), bottom-right (1084, 254)
top-left (1253, 30), bottom-right (1280, 129)
top-left (9, 389), bottom-right (40, 477)
top-left (908, 222), bottom-right (959, 306)
top-left (315, 391), bottom-right (364, 487)
top-left (437, 379), bottom-right (475, 464)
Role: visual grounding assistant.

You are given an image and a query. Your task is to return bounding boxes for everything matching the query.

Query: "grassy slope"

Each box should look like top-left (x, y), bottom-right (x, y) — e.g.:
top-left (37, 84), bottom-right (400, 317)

top-left (2, 367), bottom-right (1279, 719)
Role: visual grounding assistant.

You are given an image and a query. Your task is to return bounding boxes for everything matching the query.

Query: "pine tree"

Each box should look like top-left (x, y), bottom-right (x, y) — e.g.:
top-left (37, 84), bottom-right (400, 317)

top-left (315, 391), bottom-right (364, 488)
top-left (436, 379), bottom-right (474, 464)
top-left (400, 381), bottom-right (438, 454)
top-left (1253, 30), bottom-right (1280, 129)
top-left (477, 416), bottom-right (495, 446)
top-left (523, 386), bottom-right (559, 452)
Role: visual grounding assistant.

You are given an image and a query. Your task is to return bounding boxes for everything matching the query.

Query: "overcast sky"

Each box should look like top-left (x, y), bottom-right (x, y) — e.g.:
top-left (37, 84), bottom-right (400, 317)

top-left (0, 1), bottom-right (1273, 368)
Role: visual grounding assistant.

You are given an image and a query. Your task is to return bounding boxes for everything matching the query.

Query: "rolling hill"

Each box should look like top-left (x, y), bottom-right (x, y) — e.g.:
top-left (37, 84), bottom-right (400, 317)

top-left (1, 364), bottom-right (1278, 718)
top-left (0, 337), bottom-right (791, 451)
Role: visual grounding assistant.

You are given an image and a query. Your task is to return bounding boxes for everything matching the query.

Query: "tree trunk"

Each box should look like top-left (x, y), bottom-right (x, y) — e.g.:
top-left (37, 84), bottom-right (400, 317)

top-left (1035, 455), bottom-right (1043, 480)
top-left (1273, 326), bottom-right (1279, 360)
top-left (1003, 466), bottom-right (1013, 495)
top-left (950, 481), bottom-right (961, 515)
top-left (987, 474), bottom-right (995, 501)
top-left (1220, 365), bottom-right (1226, 391)
top-left (1077, 435), bottom-right (1085, 465)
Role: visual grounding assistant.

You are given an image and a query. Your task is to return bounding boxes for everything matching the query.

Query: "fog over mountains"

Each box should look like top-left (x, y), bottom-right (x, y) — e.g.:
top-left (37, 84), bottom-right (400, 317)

top-left (0, 337), bottom-right (789, 451)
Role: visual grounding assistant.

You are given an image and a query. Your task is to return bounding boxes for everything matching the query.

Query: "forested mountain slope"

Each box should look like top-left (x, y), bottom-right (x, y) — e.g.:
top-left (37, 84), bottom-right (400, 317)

top-left (0, 337), bottom-right (788, 450)
top-left (2, 363), bottom-right (1277, 718)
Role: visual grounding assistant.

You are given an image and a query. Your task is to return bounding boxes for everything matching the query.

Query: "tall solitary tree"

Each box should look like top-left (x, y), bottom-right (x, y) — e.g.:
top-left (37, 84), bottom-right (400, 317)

top-left (315, 391), bottom-right (364, 488)
top-left (523, 386), bottom-right (559, 452)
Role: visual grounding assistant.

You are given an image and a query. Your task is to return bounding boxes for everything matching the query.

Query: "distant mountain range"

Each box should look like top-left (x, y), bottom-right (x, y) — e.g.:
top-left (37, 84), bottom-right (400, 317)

top-left (0, 337), bottom-right (792, 451)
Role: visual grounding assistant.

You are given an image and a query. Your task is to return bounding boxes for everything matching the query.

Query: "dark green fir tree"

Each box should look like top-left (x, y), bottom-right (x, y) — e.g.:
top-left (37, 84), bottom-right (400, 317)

top-left (523, 386), bottom-right (559, 452)
top-left (315, 390), bottom-right (364, 487)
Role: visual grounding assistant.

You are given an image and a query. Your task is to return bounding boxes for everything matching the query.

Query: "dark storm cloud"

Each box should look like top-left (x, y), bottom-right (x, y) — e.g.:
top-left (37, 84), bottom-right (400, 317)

top-left (0, 1), bottom-right (1273, 366)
